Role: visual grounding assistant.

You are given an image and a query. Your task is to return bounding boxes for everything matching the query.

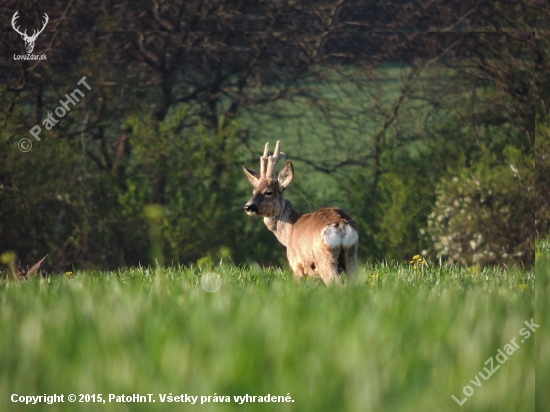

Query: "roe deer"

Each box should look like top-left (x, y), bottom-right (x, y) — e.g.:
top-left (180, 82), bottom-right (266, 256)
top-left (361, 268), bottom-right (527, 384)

top-left (243, 141), bottom-right (358, 285)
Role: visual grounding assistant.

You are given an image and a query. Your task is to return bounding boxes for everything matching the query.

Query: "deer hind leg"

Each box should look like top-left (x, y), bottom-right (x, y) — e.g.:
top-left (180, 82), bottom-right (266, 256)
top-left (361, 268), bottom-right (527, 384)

top-left (341, 224), bottom-right (359, 283)
top-left (342, 244), bottom-right (358, 283)
top-left (315, 247), bottom-right (342, 285)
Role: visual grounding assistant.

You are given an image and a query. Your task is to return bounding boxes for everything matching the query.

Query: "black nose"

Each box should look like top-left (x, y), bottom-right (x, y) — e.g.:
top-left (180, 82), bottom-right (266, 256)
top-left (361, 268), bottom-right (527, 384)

top-left (245, 204), bottom-right (258, 213)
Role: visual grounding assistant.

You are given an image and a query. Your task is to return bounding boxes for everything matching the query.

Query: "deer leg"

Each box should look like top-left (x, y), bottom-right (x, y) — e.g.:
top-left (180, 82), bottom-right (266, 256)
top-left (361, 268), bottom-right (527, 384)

top-left (342, 244), bottom-right (358, 283)
top-left (293, 263), bottom-right (306, 282)
top-left (315, 247), bottom-right (342, 285)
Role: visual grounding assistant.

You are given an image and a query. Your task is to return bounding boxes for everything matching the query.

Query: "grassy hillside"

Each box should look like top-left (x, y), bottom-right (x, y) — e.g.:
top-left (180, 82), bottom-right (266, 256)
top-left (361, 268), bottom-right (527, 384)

top-left (0, 262), bottom-right (535, 412)
top-left (239, 66), bottom-right (420, 212)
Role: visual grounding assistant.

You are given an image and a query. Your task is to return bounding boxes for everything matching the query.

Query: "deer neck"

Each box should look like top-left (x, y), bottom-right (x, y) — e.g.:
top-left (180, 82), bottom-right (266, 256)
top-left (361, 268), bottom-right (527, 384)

top-left (263, 199), bottom-right (301, 247)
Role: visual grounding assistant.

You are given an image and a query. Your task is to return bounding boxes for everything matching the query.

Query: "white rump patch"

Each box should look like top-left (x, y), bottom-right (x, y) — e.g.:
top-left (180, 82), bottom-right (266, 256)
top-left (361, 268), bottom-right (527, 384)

top-left (342, 224), bottom-right (358, 247)
top-left (321, 226), bottom-right (342, 248)
top-left (321, 224), bottom-right (358, 248)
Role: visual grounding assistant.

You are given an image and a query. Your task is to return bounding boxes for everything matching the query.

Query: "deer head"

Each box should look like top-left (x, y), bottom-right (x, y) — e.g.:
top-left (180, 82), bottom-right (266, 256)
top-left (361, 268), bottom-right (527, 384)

top-left (243, 141), bottom-right (294, 217)
top-left (12, 11), bottom-right (49, 54)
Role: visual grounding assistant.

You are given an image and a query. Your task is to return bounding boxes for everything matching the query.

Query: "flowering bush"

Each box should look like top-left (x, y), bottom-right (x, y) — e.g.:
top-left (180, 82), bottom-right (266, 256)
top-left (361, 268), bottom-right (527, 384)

top-left (426, 147), bottom-right (534, 268)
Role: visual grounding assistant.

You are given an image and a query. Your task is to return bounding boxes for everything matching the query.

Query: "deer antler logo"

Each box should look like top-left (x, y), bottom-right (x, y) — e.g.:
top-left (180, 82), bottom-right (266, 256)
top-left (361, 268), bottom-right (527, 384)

top-left (11, 10), bottom-right (49, 54)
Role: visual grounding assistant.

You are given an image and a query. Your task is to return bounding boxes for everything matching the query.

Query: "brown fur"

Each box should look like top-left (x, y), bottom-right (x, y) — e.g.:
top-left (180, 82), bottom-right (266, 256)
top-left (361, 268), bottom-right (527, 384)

top-left (287, 208), bottom-right (358, 283)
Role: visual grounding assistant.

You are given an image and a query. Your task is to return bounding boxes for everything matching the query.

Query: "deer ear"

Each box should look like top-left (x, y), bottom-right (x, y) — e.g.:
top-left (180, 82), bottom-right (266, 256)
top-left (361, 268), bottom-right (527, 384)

top-left (278, 161), bottom-right (294, 189)
top-left (26, 255), bottom-right (48, 278)
top-left (243, 166), bottom-right (261, 187)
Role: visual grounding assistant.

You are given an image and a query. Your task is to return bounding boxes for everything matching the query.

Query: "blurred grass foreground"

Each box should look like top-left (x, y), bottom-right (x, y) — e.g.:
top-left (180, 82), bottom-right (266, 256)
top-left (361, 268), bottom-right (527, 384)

top-left (0, 261), bottom-right (536, 412)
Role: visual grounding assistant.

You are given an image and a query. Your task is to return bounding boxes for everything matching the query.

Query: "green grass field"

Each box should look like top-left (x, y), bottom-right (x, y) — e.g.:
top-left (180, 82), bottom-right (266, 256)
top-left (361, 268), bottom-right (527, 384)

top-left (0, 260), bottom-right (537, 412)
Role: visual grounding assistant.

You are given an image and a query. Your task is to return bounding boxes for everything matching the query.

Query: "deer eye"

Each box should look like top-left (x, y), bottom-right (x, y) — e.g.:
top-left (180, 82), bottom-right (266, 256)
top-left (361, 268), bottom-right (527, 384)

top-left (264, 191), bottom-right (273, 196)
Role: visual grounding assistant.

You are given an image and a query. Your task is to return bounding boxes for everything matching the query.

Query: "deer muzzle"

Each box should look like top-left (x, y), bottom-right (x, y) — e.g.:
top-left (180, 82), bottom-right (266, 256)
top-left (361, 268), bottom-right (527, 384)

top-left (244, 203), bottom-right (259, 215)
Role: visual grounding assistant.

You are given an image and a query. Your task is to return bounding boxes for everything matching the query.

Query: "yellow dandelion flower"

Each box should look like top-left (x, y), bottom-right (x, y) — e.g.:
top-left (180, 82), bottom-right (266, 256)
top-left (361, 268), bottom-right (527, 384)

top-left (409, 254), bottom-right (427, 269)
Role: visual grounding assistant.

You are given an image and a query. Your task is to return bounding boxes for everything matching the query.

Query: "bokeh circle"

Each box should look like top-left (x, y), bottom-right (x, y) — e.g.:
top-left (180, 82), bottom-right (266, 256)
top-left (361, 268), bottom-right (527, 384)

top-left (201, 272), bottom-right (222, 292)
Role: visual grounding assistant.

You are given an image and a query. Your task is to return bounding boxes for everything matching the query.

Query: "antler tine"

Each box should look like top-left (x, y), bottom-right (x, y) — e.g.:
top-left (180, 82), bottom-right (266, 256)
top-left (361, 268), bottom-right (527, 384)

top-left (273, 141), bottom-right (281, 158)
top-left (39, 13), bottom-right (48, 34)
top-left (259, 142), bottom-right (270, 178)
top-left (29, 13), bottom-right (49, 40)
top-left (11, 11), bottom-right (27, 37)
top-left (267, 140), bottom-right (286, 179)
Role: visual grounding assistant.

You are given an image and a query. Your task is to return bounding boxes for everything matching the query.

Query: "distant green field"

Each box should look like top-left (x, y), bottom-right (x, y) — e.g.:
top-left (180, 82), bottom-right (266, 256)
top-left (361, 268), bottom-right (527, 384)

top-left (239, 67), bottom-right (399, 211)
top-left (238, 65), bottom-right (465, 212)
top-left (0, 261), bottom-right (536, 412)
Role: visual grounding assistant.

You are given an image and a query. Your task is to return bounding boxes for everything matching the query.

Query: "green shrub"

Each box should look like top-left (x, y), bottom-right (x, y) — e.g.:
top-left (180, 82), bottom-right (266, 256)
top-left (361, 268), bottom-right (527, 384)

top-left (122, 108), bottom-right (281, 266)
top-left (426, 146), bottom-right (534, 268)
top-left (0, 105), bottom-right (283, 272)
